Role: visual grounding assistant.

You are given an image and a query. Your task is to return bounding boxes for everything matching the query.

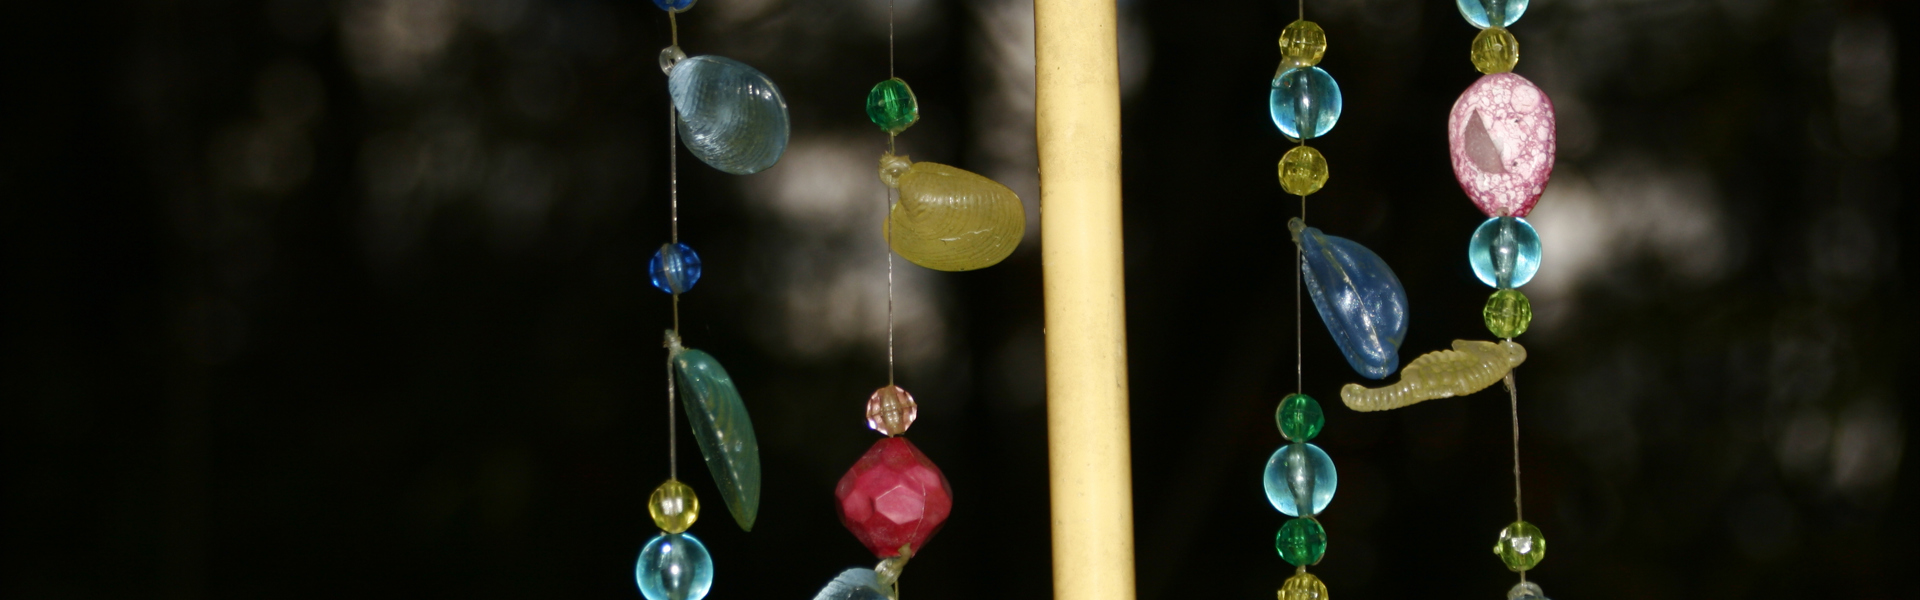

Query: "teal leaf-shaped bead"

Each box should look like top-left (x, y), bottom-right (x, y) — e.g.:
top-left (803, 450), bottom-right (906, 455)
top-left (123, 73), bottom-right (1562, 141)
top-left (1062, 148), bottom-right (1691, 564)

top-left (673, 347), bottom-right (762, 530)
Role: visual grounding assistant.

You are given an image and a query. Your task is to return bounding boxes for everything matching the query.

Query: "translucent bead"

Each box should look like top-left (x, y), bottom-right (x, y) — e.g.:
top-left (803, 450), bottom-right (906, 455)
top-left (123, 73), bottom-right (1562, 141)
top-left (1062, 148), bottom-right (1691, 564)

top-left (1456, 0), bottom-right (1529, 29)
top-left (865, 385), bottom-right (917, 436)
top-left (866, 78), bottom-right (920, 135)
top-left (1507, 581), bottom-right (1550, 600)
top-left (1278, 20), bottom-right (1327, 69)
top-left (670, 337), bottom-right (762, 530)
top-left (1468, 217), bottom-right (1542, 288)
top-left (836, 437), bottom-right (954, 558)
top-left (669, 56), bottom-right (790, 175)
top-left (1493, 520), bottom-right (1546, 572)
top-left (1449, 73), bottom-right (1556, 218)
top-left (1276, 393), bottom-right (1324, 442)
top-left (652, 0), bottom-right (696, 13)
top-left (1471, 27), bottom-right (1519, 74)
top-left (659, 45), bottom-right (687, 75)
top-left (1264, 443), bottom-right (1337, 517)
top-left (1278, 570), bottom-right (1328, 600)
top-left (1270, 67), bottom-right (1343, 140)
top-left (648, 479), bottom-right (700, 534)
top-left (650, 242), bottom-right (703, 294)
top-left (812, 568), bottom-right (893, 600)
top-left (1340, 340), bottom-right (1526, 412)
top-left (1278, 145), bottom-right (1329, 196)
top-left (1289, 218), bottom-right (1408, 380)
top-left (1483, 289), bottom-right (1532, 339)
top-left (635, 532), bottom-right (714, 600)
top-left (880, 153), bottom-right (1026, 272)
top-left (1275, 517), bottom-right (1327, 566)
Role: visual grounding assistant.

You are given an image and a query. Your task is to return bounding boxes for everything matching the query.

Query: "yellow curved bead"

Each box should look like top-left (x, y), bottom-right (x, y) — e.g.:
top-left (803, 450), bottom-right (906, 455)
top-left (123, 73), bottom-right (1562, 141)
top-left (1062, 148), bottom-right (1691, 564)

top-left (1471, 27), bottom-right (1519, 74)
top-left (1279, 20), bottom-right (1327, 69)
top-left (1339, 340), bottom-right (1527, 411)
top-left (1279, 145), bottom-right (1329, 196)
top-left (1278, 570), bottom-right (1328, 600)
top-left (880, 153), bottom-right (1026, 272)
top-left (648, 479), bottom-right (700, 533)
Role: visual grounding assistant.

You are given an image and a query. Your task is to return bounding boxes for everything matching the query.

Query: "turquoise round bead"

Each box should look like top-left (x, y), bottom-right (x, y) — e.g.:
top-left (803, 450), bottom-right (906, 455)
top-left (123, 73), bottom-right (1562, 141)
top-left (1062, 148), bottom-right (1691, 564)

top-left (635, 532), bottom-right (714, 600)
top-left (1456, 0), bottom-right (1529, 28)
top-left (1263, 443), bottom-right (1338, 517)
top-left (1468, 216), bottom-right (1542, 288)
top-left (1270, 67), bottom-right (1343, 141)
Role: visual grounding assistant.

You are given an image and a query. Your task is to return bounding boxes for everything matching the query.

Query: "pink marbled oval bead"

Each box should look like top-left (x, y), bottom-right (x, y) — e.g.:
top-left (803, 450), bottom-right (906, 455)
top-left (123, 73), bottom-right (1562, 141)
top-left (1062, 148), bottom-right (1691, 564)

top-left (1447, 73), bottom-right (1556, 218)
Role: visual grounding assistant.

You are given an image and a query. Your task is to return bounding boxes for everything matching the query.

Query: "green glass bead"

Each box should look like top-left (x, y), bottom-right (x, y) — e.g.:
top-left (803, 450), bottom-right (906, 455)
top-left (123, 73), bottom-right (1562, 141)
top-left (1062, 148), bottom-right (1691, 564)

top-left (1279, 145), bottom-right (1329, 196)
top-left (1278, 20), bottom-right (1327, 69)
top-left (1471, 27), bottom-right (1519, 74)
top-left (865, 78), bottom-right (920, 135)
top-left (1276, 393), bottom-right (1325, 442)
top-left (1483, 289), bottom-right (1532, 339)
top-left (1493, 520), bottom-right (1546, 572)
top-left (1276, 517), bottom-right (1328, 566)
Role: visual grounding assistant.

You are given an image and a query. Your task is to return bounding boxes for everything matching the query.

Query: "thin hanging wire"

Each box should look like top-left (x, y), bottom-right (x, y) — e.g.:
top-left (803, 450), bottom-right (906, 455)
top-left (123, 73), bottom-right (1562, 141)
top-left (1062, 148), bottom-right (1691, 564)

top-left (1296, 191), bottom-right (1304, 394)
top-left (1506, 371), bottom-right (1525, 581)
top-left (884, 0), bottom-right (898, 388)
top-left (665, 10), bottom-right (683, 481)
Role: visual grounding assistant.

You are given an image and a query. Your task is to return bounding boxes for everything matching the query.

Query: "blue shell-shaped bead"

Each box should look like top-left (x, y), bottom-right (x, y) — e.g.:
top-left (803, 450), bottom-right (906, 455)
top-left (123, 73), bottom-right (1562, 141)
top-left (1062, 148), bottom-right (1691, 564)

top-left (668, 56), bottom-right (790, 175)
top-left (1456, 0), bottom-right (1529, 28)
top-left (650, 242), bottom-right (703, 294)
top-left (1264, 443), bottom-right (1338, 517)
top-left (1270, 67), bottom-right (1343, 141)
top-left (811, 568), bottom-right (893, 600)
top-left (636, 532), bottom-right (714, 600)
top-left (1290, 218), bottom-right (1408, 379)
top-left (1468, 216), bottom-right (1542, 288)
top-left (652, 0), bottom-right (696, 13)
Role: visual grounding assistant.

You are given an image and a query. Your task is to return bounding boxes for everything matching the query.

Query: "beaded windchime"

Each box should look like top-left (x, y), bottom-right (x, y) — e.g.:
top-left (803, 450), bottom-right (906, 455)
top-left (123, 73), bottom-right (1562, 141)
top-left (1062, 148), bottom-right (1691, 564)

top-left (635, 0), bottom-right (791, 598)
top-left (1335, 1), bottom-right (1556, 599)
top-left (811, 2), bottom-right (1027, 598)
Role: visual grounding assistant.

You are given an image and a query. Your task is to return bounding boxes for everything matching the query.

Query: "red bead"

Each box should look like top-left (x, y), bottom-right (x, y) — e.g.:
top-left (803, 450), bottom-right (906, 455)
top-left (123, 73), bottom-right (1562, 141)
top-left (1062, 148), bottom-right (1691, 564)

top-left (834, 437), bottom-right (953, 558)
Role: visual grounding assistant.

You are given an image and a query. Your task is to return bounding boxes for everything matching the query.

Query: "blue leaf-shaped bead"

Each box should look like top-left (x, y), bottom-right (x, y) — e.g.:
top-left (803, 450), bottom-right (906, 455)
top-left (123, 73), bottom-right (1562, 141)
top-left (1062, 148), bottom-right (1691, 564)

top-left (1290, 218), bottom-right (1408, 379)
top-left (668, 56), bottom-right (790, 175)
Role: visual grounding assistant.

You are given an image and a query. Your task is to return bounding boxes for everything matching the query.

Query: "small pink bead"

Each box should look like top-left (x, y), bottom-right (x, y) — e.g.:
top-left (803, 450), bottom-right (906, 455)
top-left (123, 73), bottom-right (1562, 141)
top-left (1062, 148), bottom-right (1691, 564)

top-left (1448, 73), bottom-right (1557, 218)
top-left (834, 437), bottom-right (953, 558)
top-left (866, 385), bottom-right (917, 436)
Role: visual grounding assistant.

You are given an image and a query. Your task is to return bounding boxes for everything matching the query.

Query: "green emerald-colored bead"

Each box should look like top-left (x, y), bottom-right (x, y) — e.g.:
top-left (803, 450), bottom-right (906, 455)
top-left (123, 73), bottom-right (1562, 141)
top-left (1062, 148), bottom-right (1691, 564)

top-left (866, 78), bottom-right (920, 135)
top-left (1276, 393), bottom-right (1324, 442)
top-left (1276, 517), bottom-right (1327, 566)
top-left (1483, 288), bottom-right (1532, 339)
top-left (1493, 520), bottom-right (1546, 572)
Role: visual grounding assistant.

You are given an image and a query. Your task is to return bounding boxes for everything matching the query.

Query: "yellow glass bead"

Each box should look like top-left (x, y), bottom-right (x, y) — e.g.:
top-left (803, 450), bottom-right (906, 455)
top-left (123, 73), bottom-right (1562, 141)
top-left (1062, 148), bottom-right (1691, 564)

top-left (1493, 520), bottom-right (1546, 571)
top-left (648, 479), bottom-right (700, 533)
top-left (1278, 570), bottom-right (1328, 600)
top-left (1483, 289), bottom-right (1532, 338)
top-left (1471, 27), bottom-right (1519, 74)
top-left (1279, 20), bottom-right (1327, 69)
top-left (1279, 145), bottom-right (1329, 196)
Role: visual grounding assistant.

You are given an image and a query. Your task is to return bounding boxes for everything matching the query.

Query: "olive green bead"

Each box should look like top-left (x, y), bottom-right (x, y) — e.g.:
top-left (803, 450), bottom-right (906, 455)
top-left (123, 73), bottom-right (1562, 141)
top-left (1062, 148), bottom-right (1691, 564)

top-left (1279, 20), bottom-right (1327, 69)
top-left (1279, 145), bottom-right (1329, 196)
top-left (1493, 520), bottom-right (1545, 572)
top-left (1483, 289), bottom-right (1532, 338)
top-left (1471, 27), bottom-right (1519, 74)
top-left (1276, 393), bottom-right (1325, 442)
top-left (866, 78), bottom-right (920, 135)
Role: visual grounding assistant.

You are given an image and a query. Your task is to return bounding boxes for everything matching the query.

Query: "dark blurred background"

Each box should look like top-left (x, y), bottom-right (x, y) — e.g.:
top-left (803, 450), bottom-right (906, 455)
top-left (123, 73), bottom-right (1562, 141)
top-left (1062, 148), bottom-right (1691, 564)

top-left (4, 0), bottom-right (1914, 598)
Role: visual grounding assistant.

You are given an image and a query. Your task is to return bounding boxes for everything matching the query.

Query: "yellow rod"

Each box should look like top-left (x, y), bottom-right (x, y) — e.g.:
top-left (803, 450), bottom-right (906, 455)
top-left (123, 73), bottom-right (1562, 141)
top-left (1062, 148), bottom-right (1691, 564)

top-left (1034, 0), bottom-right (1135, 599)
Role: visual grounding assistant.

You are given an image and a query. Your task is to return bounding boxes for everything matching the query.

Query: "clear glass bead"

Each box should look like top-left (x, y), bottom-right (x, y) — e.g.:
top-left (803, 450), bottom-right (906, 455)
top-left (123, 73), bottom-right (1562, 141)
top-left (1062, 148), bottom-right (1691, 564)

top-left (865, 385), bottom-right (917, 436)
top-left (1471, 27), bottom-right (1519, 74)
top-left (1507, 581), bottom-right (1550, 600)
top-left (1270, 67), bottom-right (1343, 140)
top-left (1264, 443), bottom-right (1338, 517)
top-left (669, 56), bottom-right (790, 175)
top-left (659, 45), bottom-right (687, 75)
top-left (1468, 216), bottom-right (1542, 288)
top-left (1276, 393), bottom-right (1324, 442)
top-left (1278, 20), bottom-right (1327, 69)
top-left (648, 479), bottom-right (700, 533)
top-left (1493, 520), bottom-right (1546, 572)
top-left (650, 242), bottom-right (702, 294)
top-left (635, 532), bottom-right (714, 600)
top-left (1279, 145), bottom-right (1329, 196)
top-left (1456, 0), bottom-right (1529, 28)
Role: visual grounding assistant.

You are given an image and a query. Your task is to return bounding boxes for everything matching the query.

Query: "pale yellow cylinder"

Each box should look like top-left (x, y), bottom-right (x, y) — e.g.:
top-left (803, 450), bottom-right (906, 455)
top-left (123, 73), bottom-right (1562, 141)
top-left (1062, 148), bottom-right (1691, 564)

top-left (1034, 0), bottom-right (1136, 599)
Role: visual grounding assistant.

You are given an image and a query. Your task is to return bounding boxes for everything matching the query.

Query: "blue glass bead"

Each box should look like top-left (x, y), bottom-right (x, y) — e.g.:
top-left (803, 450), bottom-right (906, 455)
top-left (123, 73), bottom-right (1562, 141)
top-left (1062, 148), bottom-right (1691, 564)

top-left (669, 56), bottom-right (790, 175)
top-left (635, 532), bottom-right (714, 600)
top-left (1264, 443), bottom-right (1338, 516)
top-left (650, 242), bottom-right (703, 294)
top-left (1456, 0), bottom-right (1529, 28)
top-left (1290, 218), bottom-right (1408, 380)
top-left (811, 568), bottom-right (892, 600)
top-left (1468, 217), bottom-right (1541, 288)
top-left (652, 0), bottom-right (696, 12)
top-left (1270, 67), bottom-right (1343, 140)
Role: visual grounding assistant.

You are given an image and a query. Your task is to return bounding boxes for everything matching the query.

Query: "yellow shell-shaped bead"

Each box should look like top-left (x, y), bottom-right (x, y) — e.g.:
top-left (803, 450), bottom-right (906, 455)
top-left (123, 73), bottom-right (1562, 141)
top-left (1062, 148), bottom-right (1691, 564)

top-left (1279, 145), bottom-right (1329, 196)
top-left (1471, 27), bottom-right (1519, 74)
top-left (648, 479), bottom-right (700, 533)
top-left (880, 153), bottom-right (1026, 271)
top-left (1278, 570), bottom-right (1328, 600)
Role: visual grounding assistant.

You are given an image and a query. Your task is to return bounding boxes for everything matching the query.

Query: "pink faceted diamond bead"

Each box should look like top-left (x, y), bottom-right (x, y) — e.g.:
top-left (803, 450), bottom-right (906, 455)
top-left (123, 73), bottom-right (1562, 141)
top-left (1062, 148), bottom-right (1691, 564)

top-left (835, 437), bottom-right (953, 558)
top-left (1448, 73), bottom-right (1556, 218)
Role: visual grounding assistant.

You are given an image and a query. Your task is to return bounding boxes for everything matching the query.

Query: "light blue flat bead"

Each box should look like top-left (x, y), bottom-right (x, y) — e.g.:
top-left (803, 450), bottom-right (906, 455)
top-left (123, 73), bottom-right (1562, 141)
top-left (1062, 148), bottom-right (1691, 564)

top-left (1270, 67), bottom-right (1343, 140)
top-left (650, 242), bottom-right (703, 294)
top-left (811, 568), bottom-right (893, 600)
top-left (1456, 0), bottom-right (1529, 28)
top-left (669, 56), bottom-right (790, 175)
top-left (1468, 217), bottom-right (1541, 288)
top-left (673, 347), bottom-right (762, 530)
top-left (636, 533), bottom-right (714, 600)
top-left (1290, 218), bottom-right (1408, 380)
top-left (1264, 443), bottom-right (1338, 517)
top-left (652, 0), bottom-right (696, 12)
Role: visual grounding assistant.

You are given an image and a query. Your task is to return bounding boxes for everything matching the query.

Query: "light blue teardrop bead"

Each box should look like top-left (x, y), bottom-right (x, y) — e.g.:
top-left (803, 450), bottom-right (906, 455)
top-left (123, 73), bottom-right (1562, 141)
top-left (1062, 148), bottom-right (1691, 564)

top-left (672, 347), bottom-right (762, 531)
top-left (636, 533), bottom-right (714, 600)
top-left (811, 568), bottom-right (893, 600)
top-left (652, 0), bottom-right (696, 13)
top-left (650, 242), bottom-right (703, 294)
top-left (1290, 218), bottom-right (1408, 379)
top-left (1468, 217), bottom-right (1542, 288)
top-left (1264, 443), bottom-right (1338, 517)
top-left (1270, 67), bottom-right (1343, 140)
top-left (1456, 0), bottom-right (1529, 28)
top-left (668, 56), bottom-right (790, 175)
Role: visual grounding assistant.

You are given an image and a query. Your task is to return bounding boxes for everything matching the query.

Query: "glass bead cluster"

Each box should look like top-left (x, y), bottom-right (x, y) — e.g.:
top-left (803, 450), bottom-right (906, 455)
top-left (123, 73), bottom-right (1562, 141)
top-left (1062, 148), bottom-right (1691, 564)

top-left (1267, 393), bottom-right (1337, 598)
